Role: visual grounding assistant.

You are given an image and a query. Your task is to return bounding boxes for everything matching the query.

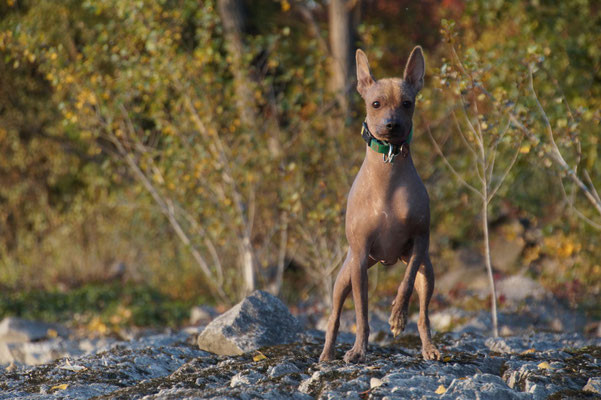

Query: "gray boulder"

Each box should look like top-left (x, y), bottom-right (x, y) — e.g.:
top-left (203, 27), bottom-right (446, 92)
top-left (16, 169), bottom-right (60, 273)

top-left (197, 290), bottom-right (301, 355)
top-left (0, 317), bottom-right (69, 343)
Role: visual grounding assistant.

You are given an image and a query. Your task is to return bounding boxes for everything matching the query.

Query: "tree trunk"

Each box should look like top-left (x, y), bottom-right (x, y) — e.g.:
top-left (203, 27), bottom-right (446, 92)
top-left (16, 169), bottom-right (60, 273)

top-left (328, 0), bottom-right (354, 115)
top-left (217, 0), bottom-right (256, 128)
top-left (482, 193), bottom-right (499, 338)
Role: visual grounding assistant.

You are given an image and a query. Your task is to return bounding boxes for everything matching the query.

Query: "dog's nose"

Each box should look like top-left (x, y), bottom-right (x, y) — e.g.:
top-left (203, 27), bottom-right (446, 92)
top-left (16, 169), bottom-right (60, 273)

top-left (385, 122), bottom-right (399, 131)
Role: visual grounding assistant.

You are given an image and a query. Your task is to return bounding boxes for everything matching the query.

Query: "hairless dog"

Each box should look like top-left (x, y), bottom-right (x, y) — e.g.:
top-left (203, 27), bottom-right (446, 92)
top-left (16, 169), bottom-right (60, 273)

top-left (319, 47), bottom-right (441, 363)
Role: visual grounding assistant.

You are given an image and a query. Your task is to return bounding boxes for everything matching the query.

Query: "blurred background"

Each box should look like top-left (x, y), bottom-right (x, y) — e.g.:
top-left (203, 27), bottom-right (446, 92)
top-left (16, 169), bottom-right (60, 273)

top-left (0, 0), bottom-right (600, 335)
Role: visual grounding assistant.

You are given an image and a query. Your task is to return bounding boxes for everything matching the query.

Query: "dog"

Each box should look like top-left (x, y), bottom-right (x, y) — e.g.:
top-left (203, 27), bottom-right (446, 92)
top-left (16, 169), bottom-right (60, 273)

top-left (319, 46), bottom-right (441, 363)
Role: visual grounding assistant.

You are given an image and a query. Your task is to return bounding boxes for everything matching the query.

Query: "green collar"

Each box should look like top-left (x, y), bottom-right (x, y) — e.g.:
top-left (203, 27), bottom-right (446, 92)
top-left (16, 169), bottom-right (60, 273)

top-left (360, 122), bottom-right (413, 163)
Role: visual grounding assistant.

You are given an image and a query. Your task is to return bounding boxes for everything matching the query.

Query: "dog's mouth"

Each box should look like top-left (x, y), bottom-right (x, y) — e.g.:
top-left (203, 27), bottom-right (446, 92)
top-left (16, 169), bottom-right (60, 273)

top-left (376, 129), bottom-right (411, 145)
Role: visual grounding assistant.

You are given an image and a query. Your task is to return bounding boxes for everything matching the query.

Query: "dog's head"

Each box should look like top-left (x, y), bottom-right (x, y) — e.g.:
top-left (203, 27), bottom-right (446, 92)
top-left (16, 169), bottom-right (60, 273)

top-left (356, 46), bottom-right (425, 145)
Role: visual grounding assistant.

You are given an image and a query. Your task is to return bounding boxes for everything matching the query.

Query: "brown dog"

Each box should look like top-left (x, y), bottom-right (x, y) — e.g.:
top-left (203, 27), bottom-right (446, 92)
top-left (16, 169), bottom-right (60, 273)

top-left (319, 47), bottom-right (441, 363)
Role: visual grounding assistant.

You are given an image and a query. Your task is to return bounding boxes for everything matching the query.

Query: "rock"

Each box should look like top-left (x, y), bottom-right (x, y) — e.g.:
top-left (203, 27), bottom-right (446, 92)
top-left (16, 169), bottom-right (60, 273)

top-left (230, 370), bottom-right (264, 387)
top-left (430, 307), bottom-right (471, 332)
top-left (189, 305), bottom-right (218, 325)
top-left (268, 362), bottom-right (300, 378)
top-left (583, 377), bottom-right (601, 394)
top-left (197, 290), bottom-right (301, 355)
top-left (490, 220), bottom-right (526, 273)
top-left (0, 317), bottom-right (69, 343)
top-left (0, 338), bottom-right (80, 365)
top-left (442, 373), bottom-right (527, 399)
top-left (299, 371), bottom-right (323, 394)
top-left (496, 275), bottom-right (548, 305)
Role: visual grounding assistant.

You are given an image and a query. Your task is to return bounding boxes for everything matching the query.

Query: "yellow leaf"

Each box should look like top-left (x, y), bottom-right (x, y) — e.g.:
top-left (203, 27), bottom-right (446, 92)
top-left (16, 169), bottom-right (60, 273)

top-left (520, 348), bottom-right (535, 355)
top-left (537, 361), bottom-right (554, 370)
top-left (519, 144), bottom-right (531, 154)
top-left (435, 384), bottom-right (447, 394)
top-left (47, 328), bottom-right (58, 338)
top-left (442, 356), bottom-right (452, 362)
top-left (51, 384), bottom-right (69, 391)
top-left (253, 351), bottom-right (267, 362)
top-left (281, 0), bottom-right (290, 12)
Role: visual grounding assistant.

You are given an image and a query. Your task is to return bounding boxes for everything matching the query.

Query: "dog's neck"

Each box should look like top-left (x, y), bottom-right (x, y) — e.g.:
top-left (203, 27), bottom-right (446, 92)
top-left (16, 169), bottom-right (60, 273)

top-left (363, 143), bottom-right (414, 177)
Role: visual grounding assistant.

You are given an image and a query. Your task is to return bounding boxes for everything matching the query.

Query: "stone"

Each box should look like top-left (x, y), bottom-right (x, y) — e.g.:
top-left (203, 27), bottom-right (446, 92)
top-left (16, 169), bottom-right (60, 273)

top-left (268, 362), bottom-right (300, 378)
top-left (0, 317), bottom-right (69, 343)
top-left (0, 338), bottom-right (79, 365)
top-left (496, 275), bottom-right (548, 305)
top-left (189, 305), bottom-right (219, 325)
top-left (299, 371), bottom-right (323, 394)
top-left (197, 291), bottom-right (301, 356)
top-left (230, 371), bottom-right (263, 387)
top-left (370, 377), bottom-right (383, 388)
top-left (489, 220), bottom-right (526, 273)
top-left (583, 377), bottom-right (601, 394)
top-left (442, 374), bottom-right (527, 399)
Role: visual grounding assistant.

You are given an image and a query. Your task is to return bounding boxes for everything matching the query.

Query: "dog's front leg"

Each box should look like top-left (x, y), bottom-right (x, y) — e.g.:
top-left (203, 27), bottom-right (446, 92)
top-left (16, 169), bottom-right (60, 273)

top-left (319, 250), bottom-right (353, 362)
top-left (344, 250), bottom-right (370, 363)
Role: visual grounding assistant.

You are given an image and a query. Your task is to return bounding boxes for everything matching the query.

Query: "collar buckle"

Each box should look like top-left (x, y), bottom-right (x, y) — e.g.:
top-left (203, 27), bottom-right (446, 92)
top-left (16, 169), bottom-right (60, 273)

top-left (383, 144), bottom-right (397, 163)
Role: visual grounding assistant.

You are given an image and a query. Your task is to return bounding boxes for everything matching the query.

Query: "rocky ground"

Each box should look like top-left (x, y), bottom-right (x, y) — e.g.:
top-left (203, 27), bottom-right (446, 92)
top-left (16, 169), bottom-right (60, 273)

top-left (1, 328), bottom-right (600, 399)
top-left (1, 287), bottom-right (601, 399)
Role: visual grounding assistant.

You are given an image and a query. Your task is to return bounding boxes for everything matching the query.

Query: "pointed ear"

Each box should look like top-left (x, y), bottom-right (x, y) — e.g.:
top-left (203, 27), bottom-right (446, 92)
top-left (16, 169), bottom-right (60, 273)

top-left (356, 49), bottom-right (375, 97)
top-left (403, 46), bottom-right (425, 92)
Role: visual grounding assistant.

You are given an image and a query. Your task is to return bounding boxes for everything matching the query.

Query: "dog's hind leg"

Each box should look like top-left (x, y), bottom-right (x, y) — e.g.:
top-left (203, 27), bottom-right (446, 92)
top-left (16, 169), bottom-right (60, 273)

top-left (415, 256), bottom-right (441, 360)
top-left (389, 236), bottom-right (427, 337)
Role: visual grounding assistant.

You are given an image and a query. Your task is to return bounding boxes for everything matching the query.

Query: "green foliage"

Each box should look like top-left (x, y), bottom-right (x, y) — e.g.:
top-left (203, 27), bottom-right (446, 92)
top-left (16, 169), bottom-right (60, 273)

top-left (0, 282), bottom-right (198, 329)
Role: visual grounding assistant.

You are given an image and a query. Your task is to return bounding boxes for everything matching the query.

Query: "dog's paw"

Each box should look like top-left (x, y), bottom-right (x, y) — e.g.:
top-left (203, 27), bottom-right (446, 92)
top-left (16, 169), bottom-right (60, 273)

top-left (343, 346), bottom-right (367, 363)
top-left (319, 349), bottom-right (335, 362)
top-left (388, 306), bottom-right (407, 337)
top-left (421, 342), bottom-right (441, 361)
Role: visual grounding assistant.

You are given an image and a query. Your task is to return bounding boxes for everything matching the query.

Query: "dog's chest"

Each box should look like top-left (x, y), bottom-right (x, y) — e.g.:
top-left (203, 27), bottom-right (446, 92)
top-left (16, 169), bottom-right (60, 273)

top-left (346, 167), bottom-right (429, 262)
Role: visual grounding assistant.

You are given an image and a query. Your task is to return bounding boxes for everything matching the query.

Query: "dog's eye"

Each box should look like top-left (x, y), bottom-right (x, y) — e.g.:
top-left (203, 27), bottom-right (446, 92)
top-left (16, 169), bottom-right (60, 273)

top-left (372, 101), bottom-right (381, 109)
top-left (402, 100), bottom-right (412, 109)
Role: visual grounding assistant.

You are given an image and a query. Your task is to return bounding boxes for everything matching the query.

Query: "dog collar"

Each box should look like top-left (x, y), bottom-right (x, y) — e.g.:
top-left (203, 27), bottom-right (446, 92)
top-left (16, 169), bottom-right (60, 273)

top-left (360, 121), bottom-right (413, 163)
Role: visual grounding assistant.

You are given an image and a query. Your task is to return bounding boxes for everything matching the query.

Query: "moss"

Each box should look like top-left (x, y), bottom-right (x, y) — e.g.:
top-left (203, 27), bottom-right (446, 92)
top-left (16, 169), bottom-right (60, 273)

top-left (547, 389), bottom-right (600, 399)
top-left (389, 334), bottom-right (422, 350)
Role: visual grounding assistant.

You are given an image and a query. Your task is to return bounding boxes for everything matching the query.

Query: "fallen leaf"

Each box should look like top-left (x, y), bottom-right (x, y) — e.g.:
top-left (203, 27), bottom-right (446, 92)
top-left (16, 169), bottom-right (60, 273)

top-left (5, 362), bottom-right (16, 372)
top-left (370, 377), bottom-right (383, 388)
top-left (60, 359), bottom-right (87, 372)
top-left (442, 356), bottom-right (452, 362)
top-left (47, 328), bottom-right (58, 338)
top-left (537, 361), bottom-right (554, 370)
top-left (435, 384), bottom-right (447, 394)
top-left (521, 348), bottom-right (536, 355)
top-left (51, 383), bottom-right (69, 391)
top-left (253, 351), bottom-right (267, 362)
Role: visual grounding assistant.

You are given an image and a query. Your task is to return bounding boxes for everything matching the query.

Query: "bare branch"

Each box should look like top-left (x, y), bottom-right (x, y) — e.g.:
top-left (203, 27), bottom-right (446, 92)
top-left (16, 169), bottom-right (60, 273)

top-left (426, 124), bottom-right (483, 199)
top-left (584, 169), bottom-right (601, 205)
top-left (105, 126), bottom-right (228, 302)
top-left (488, 140), bottom-right (522, 203)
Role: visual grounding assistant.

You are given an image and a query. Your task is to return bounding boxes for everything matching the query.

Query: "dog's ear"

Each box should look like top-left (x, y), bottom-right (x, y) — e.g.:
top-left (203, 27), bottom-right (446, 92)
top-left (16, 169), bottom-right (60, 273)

top-left (356, 49), bottom-right (375, 97)
top-left (403, 46), bottom-right (425, 92)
